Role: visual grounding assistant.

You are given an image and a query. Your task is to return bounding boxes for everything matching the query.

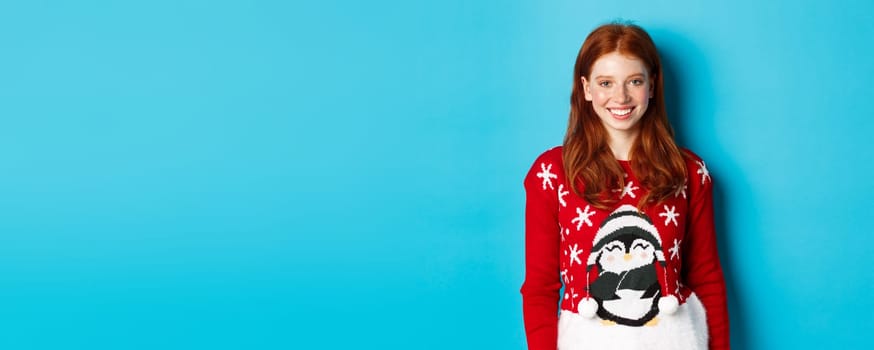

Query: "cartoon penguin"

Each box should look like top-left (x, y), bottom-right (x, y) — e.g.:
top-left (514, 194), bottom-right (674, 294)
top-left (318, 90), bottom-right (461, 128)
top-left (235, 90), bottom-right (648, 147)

top-left (579, 205), bottom-right (677, 326)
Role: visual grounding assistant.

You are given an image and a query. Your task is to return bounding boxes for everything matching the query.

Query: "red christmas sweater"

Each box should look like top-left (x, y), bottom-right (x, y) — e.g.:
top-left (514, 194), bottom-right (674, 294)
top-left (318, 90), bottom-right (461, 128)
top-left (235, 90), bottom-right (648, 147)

top-left (521, 146), bottom-right (729, 350)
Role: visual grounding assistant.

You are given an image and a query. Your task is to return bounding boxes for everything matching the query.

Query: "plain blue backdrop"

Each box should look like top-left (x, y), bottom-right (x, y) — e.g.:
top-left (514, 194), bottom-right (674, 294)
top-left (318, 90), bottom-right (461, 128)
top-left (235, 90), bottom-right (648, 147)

top-left (1, 0), bottom-right (872, 349)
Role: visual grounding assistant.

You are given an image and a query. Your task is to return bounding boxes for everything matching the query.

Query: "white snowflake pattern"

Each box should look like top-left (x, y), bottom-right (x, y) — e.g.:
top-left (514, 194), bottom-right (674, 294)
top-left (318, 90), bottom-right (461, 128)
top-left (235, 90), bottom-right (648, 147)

top-left (674, 277), bottom-right (684, 297)
top-left (615, 181), bottom-right (639, 199)
top-left (659, 205), bottom-right (680, 226)
top-left (668, 238), bottom-right (682, 260)
top-left (696, 160), bottom-right (711, 185)
top-left (568, 243), bottom-right (584, 267)
top-left (565, 287), bottom-right (580, 308)
top-left (674, 181), bottom-right (687, 199)
top-left (561, 269), bottom-right (570, 284)
top-left (571, 205), bottom-right (596, 230)
top-left (560, 226), bottom-right (570, 242)
top-left (672, 267), bottom-right (685, 301)
top-left (536, 163), bottom-right (558, 190)
top-left (558, 184), bottom-right (569, 207)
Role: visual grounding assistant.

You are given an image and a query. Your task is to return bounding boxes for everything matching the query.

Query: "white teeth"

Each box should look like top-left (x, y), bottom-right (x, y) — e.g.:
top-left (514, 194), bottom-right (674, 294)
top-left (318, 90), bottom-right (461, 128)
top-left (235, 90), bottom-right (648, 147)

top-left (609, 108), bottom-right (632, 116)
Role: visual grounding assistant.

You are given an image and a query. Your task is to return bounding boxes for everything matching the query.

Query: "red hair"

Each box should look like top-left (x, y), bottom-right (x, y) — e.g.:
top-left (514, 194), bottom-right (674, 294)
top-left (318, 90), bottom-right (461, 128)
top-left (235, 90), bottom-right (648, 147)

top-left (563, 22), bottom-right (687, 209)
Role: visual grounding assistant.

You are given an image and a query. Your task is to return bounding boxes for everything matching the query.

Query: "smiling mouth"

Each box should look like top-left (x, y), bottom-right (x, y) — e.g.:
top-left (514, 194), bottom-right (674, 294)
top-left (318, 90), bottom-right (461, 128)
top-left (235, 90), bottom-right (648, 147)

top-left (608, 107), bottom-right (633, 117)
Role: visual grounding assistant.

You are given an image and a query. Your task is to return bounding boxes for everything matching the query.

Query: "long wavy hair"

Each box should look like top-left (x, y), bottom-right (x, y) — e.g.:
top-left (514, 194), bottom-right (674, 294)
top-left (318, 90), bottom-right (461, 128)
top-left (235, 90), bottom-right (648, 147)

top-left (563, 22), bottom-right (687, 210)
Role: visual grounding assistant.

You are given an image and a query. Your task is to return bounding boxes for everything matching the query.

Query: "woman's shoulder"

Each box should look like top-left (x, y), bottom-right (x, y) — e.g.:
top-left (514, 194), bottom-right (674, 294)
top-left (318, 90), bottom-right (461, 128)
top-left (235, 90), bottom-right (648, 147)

top-left (680, 147), bottom-right (703, 162)
top-left (534, 145), bottom-right (563, 163)
top-left (680, 148), bottom-right (709, 169)
top-left (527, 145), bottom-right (565, 172)
top-left (523, 145), bottom-right (564, 189)
top-left (680, 148), bottom-right (713, 187)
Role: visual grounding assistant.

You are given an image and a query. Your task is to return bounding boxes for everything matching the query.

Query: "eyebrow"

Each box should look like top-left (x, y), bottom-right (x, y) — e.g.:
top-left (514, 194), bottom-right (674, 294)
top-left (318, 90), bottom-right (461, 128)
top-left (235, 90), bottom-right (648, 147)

top-left (593, 73), bottom-right (646, 80)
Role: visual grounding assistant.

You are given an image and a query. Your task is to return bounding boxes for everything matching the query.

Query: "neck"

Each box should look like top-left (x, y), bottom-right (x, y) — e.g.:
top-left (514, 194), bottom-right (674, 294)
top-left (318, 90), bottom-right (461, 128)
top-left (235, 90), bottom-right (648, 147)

top-left (607, 130), bottom-right (639, 161)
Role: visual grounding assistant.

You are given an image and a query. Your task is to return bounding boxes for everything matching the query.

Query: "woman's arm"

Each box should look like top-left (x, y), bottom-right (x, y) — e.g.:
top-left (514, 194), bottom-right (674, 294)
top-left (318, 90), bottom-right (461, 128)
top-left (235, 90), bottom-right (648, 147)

top-left (520, 151), bottom-right (562, 350)
top-left (683, 158), bottom-right (730, 349)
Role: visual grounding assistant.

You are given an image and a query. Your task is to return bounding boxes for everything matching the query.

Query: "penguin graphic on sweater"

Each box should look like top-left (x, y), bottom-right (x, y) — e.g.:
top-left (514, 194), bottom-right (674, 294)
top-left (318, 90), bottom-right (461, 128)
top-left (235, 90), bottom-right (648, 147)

top-left (580, 205), bottom-right (678, 327)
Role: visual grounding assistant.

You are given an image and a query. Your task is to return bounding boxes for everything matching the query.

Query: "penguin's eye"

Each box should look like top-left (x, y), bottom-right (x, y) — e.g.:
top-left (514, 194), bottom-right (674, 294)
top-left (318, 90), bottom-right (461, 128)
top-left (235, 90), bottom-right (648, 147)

top-left (605, 244), bottom-right (623, 252)
top-left (632, 242), bottom-right (650, 250)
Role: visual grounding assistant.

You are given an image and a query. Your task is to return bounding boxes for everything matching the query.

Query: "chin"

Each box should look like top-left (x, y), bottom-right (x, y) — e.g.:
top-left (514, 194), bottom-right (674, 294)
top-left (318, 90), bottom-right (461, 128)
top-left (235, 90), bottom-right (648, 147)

top-left (605, 119), bottom-right (643, 132)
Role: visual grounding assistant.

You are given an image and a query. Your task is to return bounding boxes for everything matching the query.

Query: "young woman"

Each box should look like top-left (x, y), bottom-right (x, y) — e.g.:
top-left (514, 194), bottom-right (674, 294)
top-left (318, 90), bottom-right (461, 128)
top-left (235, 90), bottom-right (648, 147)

top-left (521, 23), bottom-right (729, 349)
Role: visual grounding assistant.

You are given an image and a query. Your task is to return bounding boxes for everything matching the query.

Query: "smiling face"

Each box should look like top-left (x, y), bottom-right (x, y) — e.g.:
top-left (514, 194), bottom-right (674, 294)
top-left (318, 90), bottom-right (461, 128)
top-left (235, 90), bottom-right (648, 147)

top-left (581, 51), bottom-right (654, 142)
top-left (598, 237), bottom-right (656, 273)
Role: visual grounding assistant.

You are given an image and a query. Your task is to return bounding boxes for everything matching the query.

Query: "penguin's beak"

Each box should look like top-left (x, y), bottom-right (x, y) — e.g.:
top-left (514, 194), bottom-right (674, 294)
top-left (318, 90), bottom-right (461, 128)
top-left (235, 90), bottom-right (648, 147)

top-left (623, 254), bottom-right (632, 261)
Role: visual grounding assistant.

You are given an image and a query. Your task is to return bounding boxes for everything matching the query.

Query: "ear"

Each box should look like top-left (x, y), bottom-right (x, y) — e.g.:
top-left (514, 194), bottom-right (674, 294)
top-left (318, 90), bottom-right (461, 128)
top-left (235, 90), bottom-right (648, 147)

top-left (649, 75), bottom-right (656, 98)
top-left (581, 76), bottom-right (593, 101)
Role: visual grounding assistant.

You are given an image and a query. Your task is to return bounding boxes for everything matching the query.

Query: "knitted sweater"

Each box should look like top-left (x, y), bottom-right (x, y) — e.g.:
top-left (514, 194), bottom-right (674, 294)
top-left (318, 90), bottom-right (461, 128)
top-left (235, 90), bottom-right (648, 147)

top-left (521, 146), bottom-right (729, 350)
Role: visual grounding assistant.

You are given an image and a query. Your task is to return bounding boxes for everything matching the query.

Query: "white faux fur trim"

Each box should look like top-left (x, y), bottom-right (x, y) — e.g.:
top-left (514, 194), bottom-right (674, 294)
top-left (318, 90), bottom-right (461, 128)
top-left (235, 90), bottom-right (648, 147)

top-left (557, 293), bottom-right (708, 350)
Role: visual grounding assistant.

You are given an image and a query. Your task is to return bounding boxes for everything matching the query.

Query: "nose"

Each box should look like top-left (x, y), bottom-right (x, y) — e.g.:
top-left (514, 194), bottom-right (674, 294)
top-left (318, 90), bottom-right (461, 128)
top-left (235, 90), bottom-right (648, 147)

top-left (614, 85), bottom-right (630, 102)
top-left (623, 254), bottom-right (632, 261)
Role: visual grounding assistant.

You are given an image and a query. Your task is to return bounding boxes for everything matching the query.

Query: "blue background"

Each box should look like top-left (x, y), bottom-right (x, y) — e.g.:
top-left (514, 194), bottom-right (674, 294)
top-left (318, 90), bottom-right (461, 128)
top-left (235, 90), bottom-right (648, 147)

top-left (1, 0), bottom-right (872, 349)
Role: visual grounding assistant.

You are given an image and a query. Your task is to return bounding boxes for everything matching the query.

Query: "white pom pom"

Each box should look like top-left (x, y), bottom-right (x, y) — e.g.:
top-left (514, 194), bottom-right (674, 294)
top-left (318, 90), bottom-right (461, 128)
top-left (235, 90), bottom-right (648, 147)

top-left (578, 298), bottom-right (598, 318)
top-left (659, 295), bottom-right (679, 315)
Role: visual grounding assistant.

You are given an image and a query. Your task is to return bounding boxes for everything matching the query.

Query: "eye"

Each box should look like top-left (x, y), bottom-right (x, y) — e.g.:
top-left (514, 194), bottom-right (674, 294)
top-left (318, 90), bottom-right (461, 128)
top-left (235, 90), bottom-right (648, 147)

top-left (630, 79), bottom-right (644, 86)
top-left (632, 242), bottom-right (650, 251)
top-left (605, 244), bottom-right (623, 252)
top-left (598, 81), bottom-right (612, 87)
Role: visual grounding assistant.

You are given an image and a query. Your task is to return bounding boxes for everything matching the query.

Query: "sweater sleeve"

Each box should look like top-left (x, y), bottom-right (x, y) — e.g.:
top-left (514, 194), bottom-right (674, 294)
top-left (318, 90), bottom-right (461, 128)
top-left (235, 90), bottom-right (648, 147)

top-left (682, 158), bottom-right (730, 350)
top-left (520, 151), bottom-right (562, 350)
